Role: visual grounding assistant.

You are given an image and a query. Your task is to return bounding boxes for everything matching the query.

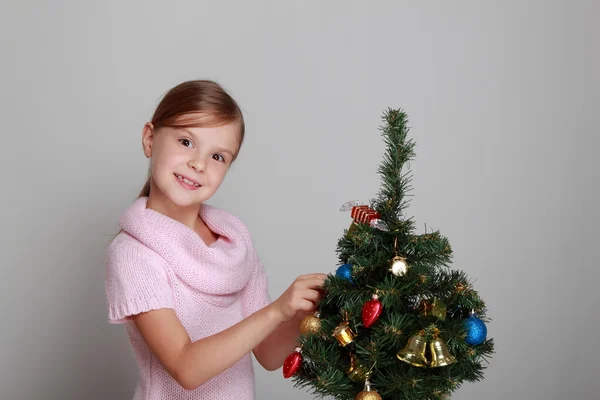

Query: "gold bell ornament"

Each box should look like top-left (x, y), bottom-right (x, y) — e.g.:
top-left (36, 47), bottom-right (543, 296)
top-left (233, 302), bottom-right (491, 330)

top-left (428, 337), bottom-right (456, 367)
top-left (300, 311), bottom-right (321, 334)
top-left (355, 379), bottom-right (382, 400)
top-left (396, 334), bottom-right (428, 367)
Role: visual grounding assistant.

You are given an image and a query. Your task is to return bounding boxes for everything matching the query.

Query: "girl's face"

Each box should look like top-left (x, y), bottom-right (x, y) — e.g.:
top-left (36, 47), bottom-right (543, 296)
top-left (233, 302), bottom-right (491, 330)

top-left (142, 118), bottom-right (240, 209)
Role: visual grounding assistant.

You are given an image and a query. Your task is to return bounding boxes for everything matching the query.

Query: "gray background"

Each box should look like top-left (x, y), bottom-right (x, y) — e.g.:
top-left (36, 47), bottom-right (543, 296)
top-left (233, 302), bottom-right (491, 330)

top-left (1, 1), bottom-right (599, 399)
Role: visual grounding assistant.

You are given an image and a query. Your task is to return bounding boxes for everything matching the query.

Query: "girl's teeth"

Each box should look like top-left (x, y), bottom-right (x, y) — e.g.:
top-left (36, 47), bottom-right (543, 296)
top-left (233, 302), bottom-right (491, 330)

top-left (177, 174), bottom-right (200, 187)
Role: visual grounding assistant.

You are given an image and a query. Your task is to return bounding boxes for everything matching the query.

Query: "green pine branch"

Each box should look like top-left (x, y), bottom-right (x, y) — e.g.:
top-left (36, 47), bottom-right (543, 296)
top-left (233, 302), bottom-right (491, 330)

top-left (373, 108), bottom-right (417, 234)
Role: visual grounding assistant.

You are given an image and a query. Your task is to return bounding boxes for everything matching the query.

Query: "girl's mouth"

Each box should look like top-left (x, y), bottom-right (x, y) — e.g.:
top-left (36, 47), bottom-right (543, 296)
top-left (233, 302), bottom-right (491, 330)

top-left (174, 173), bottom-right (201, 188)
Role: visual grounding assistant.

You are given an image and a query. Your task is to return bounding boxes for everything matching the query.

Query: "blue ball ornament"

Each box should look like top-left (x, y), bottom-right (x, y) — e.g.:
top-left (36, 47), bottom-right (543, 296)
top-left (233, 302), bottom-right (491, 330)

top-left (463, 315), bottom-right (487, 346)
top-left (335, 263), bottom-right (353, 282)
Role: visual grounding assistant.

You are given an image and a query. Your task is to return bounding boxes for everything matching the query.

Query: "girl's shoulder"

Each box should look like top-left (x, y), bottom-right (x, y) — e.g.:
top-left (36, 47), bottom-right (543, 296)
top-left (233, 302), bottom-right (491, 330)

top-left (106, 231), bottom-right (167, 267)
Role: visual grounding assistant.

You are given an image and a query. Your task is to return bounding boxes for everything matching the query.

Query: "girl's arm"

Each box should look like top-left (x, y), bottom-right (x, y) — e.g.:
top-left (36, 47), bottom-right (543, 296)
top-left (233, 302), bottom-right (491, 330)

top-left (133, 273), bottom-right (325, 390)
top-left (252, 310), bottom-right (312, 371)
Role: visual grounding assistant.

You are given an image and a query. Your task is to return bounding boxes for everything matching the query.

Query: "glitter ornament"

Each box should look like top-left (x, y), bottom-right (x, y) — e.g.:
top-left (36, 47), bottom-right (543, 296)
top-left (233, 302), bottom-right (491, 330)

top-left (463, 313), bottom-right (487, 346)
top-left (300, 311), bottom-right (321, 334)
top-left (336, 263), bottom-right (354, 282)
top-left (355, 379), bottom-right (382, 400)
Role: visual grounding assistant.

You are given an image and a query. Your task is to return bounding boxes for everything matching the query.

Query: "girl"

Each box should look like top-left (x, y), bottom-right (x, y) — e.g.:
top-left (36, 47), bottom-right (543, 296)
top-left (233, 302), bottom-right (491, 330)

top-left (105, 80), bottom-right (326, 399)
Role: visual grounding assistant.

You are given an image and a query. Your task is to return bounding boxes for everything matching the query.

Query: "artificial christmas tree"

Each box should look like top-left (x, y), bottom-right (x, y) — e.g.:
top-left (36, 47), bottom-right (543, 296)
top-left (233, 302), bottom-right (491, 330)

top-left (284, 108), bottom-right (494, 400)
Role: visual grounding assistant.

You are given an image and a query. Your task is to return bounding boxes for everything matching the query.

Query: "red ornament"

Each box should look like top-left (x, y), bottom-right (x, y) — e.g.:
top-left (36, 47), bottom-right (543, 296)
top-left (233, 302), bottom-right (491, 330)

top-left (362, 294), bottom-right (383, 328)
top-left (351, 205), bottom-right (369, 220)
top-left (283, 347), bottom-right (302, 378)
top-left (340, 201), bottom-right (388, 231)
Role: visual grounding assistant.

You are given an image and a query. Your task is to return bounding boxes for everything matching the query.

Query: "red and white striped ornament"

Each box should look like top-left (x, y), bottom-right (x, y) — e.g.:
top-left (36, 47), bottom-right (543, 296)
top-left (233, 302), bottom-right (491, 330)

top-left (340, 201), bottom-right (388, 231)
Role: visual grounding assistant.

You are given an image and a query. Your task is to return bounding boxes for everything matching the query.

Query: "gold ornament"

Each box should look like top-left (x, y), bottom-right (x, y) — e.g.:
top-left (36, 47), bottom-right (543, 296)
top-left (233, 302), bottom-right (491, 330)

top-left (431, 298), bottom-right (447, 321)
top-left (300, 311), bottom-right (321, 334)
top-left (355, 379), bottom-right (382, 400)
top-left (347, 353), bottom-right (370, 382)
top-left (346, 221), bottom-right (359, 238)
top-left (429, 337), bottom-right (456, 367)
top-left (333, 321), bottom-right (355, 346)
top-left (390, 238), bottom-right (410, 276)
top-left (390, 256), bottom-right (409, 276)
top-left (420, 298), bottom-right (447, 321)
top-left (396, 334), bottom-right (428, 367)
top-left (346, 353), bottom-right (357, 374)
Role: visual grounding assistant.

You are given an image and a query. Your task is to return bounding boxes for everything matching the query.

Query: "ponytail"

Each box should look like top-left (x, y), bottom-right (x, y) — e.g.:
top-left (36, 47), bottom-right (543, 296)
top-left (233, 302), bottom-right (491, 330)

top-left (114, 175), bottom-right (151, 237)
top-left (138, 176), bottom-right (151, 198)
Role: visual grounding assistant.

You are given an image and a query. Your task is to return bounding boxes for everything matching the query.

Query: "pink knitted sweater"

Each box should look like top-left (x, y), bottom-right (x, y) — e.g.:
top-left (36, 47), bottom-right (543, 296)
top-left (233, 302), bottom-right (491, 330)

top-left (105, 197), bottom-right (271, 400)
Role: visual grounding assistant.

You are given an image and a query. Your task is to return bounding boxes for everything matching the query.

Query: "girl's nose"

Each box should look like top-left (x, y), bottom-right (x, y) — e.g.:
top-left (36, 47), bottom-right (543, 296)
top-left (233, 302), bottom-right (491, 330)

top-left (188, 158), bottom-right (205, 172)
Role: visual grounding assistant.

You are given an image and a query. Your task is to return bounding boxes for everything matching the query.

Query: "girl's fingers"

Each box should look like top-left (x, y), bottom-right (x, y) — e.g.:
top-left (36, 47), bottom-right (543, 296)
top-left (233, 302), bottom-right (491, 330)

top-left (297, 273), bottom-right (327, 282)
top-left (297, 276), bottom-right (327, 289)
top-left (297, 299), bottom-right (316, 312)
top-left (302, 289), bottom-right (322, 302)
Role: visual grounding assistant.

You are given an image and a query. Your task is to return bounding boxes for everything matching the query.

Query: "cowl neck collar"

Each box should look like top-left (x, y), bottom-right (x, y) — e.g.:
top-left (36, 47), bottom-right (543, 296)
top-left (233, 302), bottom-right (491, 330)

top-left (119, 197), bottom-right (254, 300)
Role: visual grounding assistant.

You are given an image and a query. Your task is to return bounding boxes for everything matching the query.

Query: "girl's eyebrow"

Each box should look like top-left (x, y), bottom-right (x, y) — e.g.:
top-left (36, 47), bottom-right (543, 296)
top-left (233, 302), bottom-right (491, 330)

top-left (181, 128), bottom-right (199, 140)
top-left (181, 128), bottom-right (234, 156)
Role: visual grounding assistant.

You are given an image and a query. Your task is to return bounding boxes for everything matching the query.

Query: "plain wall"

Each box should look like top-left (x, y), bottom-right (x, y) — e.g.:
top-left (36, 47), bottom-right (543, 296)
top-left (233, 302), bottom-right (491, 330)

top-left (1, 1), bottom-right (599, 399)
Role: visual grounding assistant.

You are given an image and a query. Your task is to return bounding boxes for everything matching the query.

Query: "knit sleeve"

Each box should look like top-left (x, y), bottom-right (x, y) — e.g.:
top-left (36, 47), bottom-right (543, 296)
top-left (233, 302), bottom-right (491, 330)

top-left (105, 235), bottom-right (174, 324)
top-left (241, 251), bottom-right (272, 318)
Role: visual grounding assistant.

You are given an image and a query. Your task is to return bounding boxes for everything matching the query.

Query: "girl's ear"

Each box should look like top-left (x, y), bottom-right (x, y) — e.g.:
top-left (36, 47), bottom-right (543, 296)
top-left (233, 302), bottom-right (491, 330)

top-left (142, 122), bottom-right (155, 158)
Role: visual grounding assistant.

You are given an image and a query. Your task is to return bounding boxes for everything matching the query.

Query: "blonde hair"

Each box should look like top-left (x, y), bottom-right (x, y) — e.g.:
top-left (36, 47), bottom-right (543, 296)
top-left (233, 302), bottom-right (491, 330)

top-left (138, 80), bottom-right (245, 197)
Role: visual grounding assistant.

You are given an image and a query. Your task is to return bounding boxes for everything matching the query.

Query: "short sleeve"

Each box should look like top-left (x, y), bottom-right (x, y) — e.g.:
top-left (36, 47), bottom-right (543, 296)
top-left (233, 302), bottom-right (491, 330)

top-left (105, 235), bottom-right (174, 324)
top-left (241, 253), bottom-right (271, 318)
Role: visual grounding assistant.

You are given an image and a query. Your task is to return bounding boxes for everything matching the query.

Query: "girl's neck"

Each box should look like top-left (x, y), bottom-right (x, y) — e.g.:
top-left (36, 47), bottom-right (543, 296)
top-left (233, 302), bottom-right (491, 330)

top-left (146, 191), bottom-right (202, 231)
top-left (145, 186), bottom-right (220, 246)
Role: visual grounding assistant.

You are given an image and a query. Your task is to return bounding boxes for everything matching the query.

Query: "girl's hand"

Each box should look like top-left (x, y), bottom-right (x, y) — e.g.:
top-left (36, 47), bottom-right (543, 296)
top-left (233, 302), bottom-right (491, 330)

top-left (271, 273), bottom-right (327, 323)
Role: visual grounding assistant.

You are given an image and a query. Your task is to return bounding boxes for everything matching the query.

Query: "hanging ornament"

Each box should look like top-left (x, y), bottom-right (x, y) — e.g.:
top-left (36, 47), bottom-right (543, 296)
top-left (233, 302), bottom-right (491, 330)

top-left (420, 297), bottom-right (447, 321)
top-left (347, 221), bottom-right (360, 238)
top-left (336, 263), bottom-right (354, 282)
top-left (362, 294), bottom-right (383, 328)
top-left (282, 347), bottom-right (303, 378)
top-left (428, 337), bottom-right (456, 367)
top-left (346, 353), bottom-right (370, 382)
top-left (346, 352), bottom-right (357, 375)
top-left (333, 320), bottom-right (356, 347)
top-left (431, 298), bottom-right (447, 321)
top-left (390, 256), bottom-right (409, 276)
top-left (396, 334), bottom-right (428, 367)
top-left (300, 311), bottom-right (321, 334)
top-left (355, 379), bottom-right (382, 400)
top-left (390, 237), bottom-right (410, 276)
top-left (463, 311), bottom-right (487, 346)
top-left (340, 200), bottom-right (389, 231)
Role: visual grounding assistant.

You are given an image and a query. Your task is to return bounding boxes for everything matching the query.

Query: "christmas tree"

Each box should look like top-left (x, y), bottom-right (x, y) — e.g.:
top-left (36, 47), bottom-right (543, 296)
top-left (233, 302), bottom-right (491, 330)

top-left (282, 109), bottom-right (494, 400)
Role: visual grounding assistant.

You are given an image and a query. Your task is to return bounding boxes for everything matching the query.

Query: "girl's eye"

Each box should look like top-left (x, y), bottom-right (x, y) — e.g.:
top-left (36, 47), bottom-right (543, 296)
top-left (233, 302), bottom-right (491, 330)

top-left (179, 139), bottom-right (193, 148)
top-left (212, 154), bottom-right (225, 162)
